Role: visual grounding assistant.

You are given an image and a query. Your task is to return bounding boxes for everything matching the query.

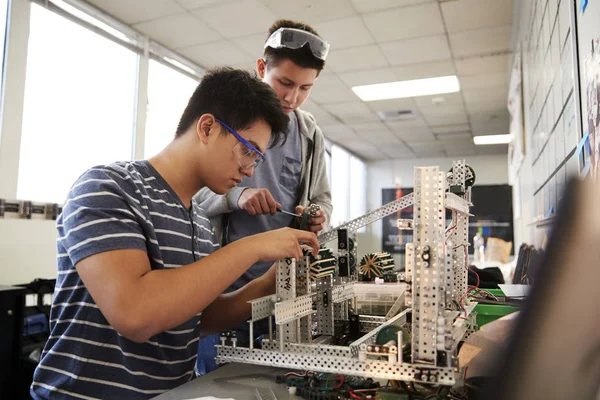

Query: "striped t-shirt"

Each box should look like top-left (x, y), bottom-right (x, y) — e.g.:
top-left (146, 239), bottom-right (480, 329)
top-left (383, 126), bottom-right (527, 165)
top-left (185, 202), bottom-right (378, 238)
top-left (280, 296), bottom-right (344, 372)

top-left (31, 160), bottom-right (220, 400)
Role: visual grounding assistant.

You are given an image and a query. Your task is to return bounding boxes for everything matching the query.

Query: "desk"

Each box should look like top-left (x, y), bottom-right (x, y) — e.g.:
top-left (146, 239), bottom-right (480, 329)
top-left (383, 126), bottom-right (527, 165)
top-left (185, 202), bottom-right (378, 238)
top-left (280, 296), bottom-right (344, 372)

top-left (153, 364), bottom-right (296, 400)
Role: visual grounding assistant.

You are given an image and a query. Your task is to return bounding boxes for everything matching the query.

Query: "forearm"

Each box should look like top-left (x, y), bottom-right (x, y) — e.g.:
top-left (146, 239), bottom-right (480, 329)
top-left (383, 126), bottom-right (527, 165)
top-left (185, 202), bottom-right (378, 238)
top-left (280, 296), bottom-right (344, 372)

top-left (126, 238), bottom-right (260, 341)
top-left (199, 274), bottom-right (275, 337)
top-left (194, 186), bottom-right (247, 217)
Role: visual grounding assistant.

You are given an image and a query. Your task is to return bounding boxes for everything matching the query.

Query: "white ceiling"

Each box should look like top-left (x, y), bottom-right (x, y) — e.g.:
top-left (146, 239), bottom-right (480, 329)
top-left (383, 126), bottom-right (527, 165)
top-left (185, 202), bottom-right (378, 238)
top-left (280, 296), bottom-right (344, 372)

top-left (86, 0), bottom-right (514, 161)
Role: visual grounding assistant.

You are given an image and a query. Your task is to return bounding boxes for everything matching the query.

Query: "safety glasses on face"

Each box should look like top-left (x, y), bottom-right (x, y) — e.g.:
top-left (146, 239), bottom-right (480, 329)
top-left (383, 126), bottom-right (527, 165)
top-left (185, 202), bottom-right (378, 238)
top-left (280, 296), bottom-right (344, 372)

top-left (215, 119), bottom-right (265, 170)
top-left (264, 28), bottom-right (330, 61)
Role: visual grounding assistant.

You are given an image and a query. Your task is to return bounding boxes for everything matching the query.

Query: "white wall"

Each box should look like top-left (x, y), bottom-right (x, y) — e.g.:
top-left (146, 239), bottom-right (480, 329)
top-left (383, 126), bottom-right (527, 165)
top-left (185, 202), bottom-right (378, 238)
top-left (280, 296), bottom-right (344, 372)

top-left (0, 219), bottom-right (57, 285)
top-left (360, 154), bottom-right (509, 263)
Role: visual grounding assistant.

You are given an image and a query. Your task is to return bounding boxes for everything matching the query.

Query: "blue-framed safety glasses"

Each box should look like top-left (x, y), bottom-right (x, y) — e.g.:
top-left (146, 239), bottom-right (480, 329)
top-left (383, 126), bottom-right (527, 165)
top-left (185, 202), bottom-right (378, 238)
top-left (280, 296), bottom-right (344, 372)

top-left (215, 118), bottom-right (265, 169)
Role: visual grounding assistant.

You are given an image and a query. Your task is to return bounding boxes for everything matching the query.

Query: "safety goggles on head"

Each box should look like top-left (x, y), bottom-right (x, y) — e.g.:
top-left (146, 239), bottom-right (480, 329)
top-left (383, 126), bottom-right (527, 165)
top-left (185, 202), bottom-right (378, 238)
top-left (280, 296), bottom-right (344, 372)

top-left (264, 28), bottom-right (330, 61)
top-left (215, 119), bottom-right (265, 170)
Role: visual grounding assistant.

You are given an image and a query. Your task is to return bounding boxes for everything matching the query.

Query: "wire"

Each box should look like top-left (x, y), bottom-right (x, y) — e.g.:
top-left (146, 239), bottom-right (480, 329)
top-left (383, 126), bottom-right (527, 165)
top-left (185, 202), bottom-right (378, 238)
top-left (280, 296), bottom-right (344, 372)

top-left (445, 214), bottom-right (457, 237)
top-left (454, 244), bottom-right (480, 319)
top-left (348, 390), bottom-right (362, 399)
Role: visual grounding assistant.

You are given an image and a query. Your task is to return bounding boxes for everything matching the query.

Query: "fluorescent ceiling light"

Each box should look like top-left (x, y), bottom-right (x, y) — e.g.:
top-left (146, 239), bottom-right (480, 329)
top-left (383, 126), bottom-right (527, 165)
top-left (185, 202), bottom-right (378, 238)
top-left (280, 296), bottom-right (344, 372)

top-left (352, 75), bottom-right (460, 101)
top-left (473, 134), bottom-right (512, 145)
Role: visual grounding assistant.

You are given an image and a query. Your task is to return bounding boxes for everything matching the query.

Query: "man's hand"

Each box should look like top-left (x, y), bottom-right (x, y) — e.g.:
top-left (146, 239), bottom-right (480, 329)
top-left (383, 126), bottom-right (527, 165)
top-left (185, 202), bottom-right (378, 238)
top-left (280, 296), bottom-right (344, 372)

top-left (238, 188), bottom-right (280, 216)
top-left (295, 205), bottom-right (326, 233)
top-left (247, 227), bottom-right (319, 261)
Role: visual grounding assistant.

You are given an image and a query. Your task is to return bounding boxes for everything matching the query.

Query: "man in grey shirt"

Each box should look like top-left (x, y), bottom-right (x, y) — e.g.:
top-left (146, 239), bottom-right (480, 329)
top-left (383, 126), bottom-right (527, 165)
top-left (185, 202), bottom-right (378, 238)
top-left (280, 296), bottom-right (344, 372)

top-left (195, 19), bottom-right (333, 373)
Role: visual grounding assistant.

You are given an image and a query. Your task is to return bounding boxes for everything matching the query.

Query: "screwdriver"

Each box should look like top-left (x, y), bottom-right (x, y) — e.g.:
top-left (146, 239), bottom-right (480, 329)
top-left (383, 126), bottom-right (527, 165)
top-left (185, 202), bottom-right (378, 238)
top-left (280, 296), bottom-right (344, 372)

top-left (276, 208), bottom-right (301, 218)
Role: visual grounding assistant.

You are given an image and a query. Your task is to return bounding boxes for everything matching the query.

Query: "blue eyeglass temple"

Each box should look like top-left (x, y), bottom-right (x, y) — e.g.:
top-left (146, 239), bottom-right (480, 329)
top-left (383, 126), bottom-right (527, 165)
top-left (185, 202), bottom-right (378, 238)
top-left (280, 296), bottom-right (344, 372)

top-left (215, 119), bottom-right (265, 161)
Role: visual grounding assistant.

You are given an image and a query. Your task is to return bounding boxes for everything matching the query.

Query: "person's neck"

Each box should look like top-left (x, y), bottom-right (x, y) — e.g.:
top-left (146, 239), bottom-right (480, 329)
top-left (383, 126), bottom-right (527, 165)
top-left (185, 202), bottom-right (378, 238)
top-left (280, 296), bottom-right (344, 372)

top-left (148, 137), bottom-right (202, 209)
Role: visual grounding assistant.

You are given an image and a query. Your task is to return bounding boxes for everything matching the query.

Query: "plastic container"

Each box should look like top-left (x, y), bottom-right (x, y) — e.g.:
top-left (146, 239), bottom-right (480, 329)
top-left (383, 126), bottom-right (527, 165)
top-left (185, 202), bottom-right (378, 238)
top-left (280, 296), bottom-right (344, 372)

top-left (473, 289), bottom-right (520, 327)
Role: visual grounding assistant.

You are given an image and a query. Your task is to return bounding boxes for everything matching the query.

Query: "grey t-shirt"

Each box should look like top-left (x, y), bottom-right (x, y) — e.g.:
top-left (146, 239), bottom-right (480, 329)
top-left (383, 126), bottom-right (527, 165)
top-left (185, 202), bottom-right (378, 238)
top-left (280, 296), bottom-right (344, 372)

top-left (226, 112), bottom-right (302, 291)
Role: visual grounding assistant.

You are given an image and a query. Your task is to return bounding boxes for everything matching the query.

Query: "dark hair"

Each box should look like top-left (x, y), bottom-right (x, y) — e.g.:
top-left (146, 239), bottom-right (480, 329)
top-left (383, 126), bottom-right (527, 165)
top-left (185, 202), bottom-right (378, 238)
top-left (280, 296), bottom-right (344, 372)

top-left (175, 67), bottom-right (288, 147)
top-left (264, 19), bottom-right (325, 72)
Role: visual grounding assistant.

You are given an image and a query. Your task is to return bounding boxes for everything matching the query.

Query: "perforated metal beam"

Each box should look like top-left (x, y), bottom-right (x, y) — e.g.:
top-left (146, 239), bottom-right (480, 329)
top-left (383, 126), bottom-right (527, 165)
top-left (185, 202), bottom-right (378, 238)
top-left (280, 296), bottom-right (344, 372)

top-left (318, 193), bottom-right (414, 244)
top-left (274, 294), bottom-right (313, 325)
top-left (249, 295), bottom-right (274, 322)
top-left (216, 346), bottom-right (456, 384)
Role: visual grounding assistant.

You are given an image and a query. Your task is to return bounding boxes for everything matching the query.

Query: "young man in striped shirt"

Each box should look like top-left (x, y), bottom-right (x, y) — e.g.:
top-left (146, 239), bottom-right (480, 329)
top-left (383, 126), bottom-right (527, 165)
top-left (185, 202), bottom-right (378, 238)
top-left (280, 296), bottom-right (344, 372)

top-left (30, 67), bottom-right (319, 400)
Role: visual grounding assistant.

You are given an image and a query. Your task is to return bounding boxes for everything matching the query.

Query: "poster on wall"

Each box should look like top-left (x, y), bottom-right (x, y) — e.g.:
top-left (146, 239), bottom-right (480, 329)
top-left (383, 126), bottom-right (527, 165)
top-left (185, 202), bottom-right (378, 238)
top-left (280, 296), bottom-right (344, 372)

top-left (507, 47), bottom-right (525, 185)
top-left (381, 187), bottom-right (413, 254)
top-left (584, 38), bottom-right (600, 179)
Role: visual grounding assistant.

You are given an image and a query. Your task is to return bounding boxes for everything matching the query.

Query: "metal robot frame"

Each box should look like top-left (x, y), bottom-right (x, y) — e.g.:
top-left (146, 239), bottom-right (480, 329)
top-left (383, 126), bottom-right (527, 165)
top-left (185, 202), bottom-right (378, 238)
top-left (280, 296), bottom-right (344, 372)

top-left (216, 160), bottom-right (477, 386)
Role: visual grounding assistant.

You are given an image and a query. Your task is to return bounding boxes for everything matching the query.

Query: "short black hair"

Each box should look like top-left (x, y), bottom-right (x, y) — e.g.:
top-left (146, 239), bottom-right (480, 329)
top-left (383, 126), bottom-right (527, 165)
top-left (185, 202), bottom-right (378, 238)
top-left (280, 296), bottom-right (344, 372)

top-left (175, 67), bottom-right (288, 147)
top-left (264, 19), bottom-right (325, 73)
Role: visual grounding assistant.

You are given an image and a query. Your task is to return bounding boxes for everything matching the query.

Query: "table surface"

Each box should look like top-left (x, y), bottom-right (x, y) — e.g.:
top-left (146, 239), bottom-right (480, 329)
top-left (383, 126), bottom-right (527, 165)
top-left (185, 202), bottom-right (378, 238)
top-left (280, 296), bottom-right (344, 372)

top-left (153, 363), bottom-right (298, 400)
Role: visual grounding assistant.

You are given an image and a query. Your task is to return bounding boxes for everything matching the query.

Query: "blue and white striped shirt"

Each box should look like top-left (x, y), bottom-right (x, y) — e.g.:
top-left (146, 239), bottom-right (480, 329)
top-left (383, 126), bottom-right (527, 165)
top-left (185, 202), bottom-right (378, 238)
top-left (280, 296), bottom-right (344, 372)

top-left (31, 160), bottom-right (220, 400)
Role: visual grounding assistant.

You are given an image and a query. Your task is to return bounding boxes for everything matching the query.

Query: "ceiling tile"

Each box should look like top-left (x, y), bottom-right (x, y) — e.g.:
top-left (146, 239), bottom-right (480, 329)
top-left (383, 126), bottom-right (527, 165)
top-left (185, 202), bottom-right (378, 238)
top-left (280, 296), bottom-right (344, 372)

top-left (436, 132), bottom-right (473, 142)
top-left (179, 40), bottom-right (254, 68)
top-left (390, 126), bottom-right (435, 142)
top-left (230, 60), bottom-right (257, 72)
top-left (410, 142), bottom-right (445, 157)
top-left (465, 101), bottom-right (508, 116)
top-left (367, 98), bottom-right (418, 113)
top-left (409, 141), bottom-right (442, 149)
top-left (343, 138), bottom-right (380, 154)
top-left (358, 129), bottom-right (399, 145)
top-left (355, 148), bottom-right (388, 161)
top-left (459, 72), bottom-right (509, 90)
top-left (320, 123), bottom-right (358, 141)
top-left (261, 0), bottom-right (357, 23)
top-left (441, 0), bottom-right (513, 33)
top-left (454, 54), bottom-right (510, 76)
top-left (326, 45), bottom-right (389, 73)
top-left (351, 121), bottom-right (389, 132)
top-left (323, 102), bottom-right (379, 126)
top-left (87, 0), bottom-right (184, 24)
top-left (413, 92), bottom-right (464, 108)
top-left (431, 124), bottom-right (470, 134)
top-left (424, 114), bottom-right (469, 126)
top-left (475, 144), bottom-right (509, 155)
top-left (470, 115), bottom-right (510, 135)
top-left (363, 3), bottom-right (444, 42)
top-left (338, 68), bottom-right (397, 87)
top-left (469, 109), bottom-right (510, 122)
top-left (381, 36), bottom-right (451, 66)
top-left (385, 118), bottom-right (428, 130)
top-left (300, 99), bottom-right (339, 124)
top-left (193, 0), bottom-right (277, 38)
top-left (231, 33), bottom-right (266, 58)
top-left (418, 104), bottom-right (467, 119)
top-left (393, 60), bottom-right (456, 81)
top-left (449, 26), bottom-right (512, 58)
top-left (323, 101), bottom-right (372, 118)
top-left (133, 13), bottom-right (222, 49)
top-left (309, 74), bottom-right (356, 104)
top-left (175, 0), bottom-right (237, 10)
top-left (445, 148), bottom-right (477, 157)
top-left (462, 87), bottom-right (508, 106)
top-left (315, 17), bottom-right (374, 49)
top-left (378, 143), bottom-right (415, 158)
top-left (351, 0), bottom-right (434, 13)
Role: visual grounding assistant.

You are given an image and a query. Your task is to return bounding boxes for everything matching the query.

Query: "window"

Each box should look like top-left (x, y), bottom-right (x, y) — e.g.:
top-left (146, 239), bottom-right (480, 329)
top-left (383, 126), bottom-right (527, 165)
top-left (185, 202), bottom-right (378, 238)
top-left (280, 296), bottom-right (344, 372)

top-left (144, 59), bottom-right (198, 158)
top-left (330, 145), bottom-right (367, 229)
top-left (0, 0), bottom-right (8, 136)
top-left (349, 155), bottom-right (367, 220)
top-left (17, 4), bottom-right (138, 203)
top-left (331, 145), bottom-right (350, 227)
